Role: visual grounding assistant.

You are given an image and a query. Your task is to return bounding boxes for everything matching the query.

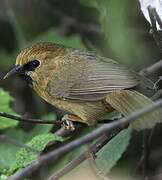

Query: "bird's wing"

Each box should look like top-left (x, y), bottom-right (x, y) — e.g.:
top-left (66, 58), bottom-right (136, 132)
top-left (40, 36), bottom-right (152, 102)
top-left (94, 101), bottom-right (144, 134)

top-left (46, 50), bottom-right (139, 101)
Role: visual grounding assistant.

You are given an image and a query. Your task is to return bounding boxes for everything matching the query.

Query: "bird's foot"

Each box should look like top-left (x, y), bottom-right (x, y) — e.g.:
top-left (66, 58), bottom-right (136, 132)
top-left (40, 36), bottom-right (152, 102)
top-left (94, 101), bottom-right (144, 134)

top-left (61, 114), bottom-right (85, 130)
top-left (62, 119), bottom-right (75, 131)
top-left (61, 114), bottom-right (78, 131)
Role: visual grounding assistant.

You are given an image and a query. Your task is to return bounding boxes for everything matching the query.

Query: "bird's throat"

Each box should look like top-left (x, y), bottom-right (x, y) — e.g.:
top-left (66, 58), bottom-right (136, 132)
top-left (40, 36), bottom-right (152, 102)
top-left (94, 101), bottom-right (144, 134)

top-left (20, 73), bottom-right (33, 86)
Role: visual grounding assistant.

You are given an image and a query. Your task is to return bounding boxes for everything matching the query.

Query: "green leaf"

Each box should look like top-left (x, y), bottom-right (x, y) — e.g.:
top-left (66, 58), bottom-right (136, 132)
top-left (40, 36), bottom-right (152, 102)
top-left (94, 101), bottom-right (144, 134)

top-left (10, 133), bottom-right (64, 173)
top-left (0, 113), bottom-right (56, 175)
top-left (0, 89), bottom-right (18, 129)
top-left (0, 128), bottom-right (31, 173)
top-left (96, 128), bottom-right (132, 174)
top-left (32, 28), bottom-right (85, 49)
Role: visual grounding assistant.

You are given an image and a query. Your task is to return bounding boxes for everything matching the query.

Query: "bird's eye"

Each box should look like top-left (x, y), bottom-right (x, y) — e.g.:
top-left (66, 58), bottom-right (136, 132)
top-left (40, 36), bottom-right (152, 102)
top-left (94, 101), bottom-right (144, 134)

top-left (23, 60), bottom-right (40, 72)
top-left (31, 60), bottom-right (40, 68)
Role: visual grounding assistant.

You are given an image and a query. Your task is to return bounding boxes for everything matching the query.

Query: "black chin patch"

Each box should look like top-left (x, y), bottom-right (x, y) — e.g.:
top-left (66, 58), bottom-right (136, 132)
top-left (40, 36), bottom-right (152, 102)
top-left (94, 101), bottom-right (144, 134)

top-left (20, 74), bottom-right (33, 86)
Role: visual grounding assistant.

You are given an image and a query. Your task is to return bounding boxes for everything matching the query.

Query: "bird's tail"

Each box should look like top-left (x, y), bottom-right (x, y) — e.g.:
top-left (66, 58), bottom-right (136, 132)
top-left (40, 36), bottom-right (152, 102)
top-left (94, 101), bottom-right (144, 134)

top-left (106, 90), bottom-right (162, 131)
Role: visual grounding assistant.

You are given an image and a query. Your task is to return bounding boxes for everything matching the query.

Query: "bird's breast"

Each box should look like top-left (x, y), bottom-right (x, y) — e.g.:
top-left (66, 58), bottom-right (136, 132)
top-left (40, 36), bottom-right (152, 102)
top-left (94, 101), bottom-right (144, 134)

top-left (33, 84), bottom-right (112, 125)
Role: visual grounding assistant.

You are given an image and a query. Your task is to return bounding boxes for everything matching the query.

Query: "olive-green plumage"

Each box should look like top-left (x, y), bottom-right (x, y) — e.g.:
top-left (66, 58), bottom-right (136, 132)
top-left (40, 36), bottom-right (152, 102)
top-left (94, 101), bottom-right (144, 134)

top-left (10, 42), bottom-right (140, 125)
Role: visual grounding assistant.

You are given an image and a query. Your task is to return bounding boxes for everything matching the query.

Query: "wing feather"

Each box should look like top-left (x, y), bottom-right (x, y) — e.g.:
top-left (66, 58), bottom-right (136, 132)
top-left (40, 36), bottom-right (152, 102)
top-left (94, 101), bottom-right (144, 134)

top-left (46, 50), bottom-right (139, 101)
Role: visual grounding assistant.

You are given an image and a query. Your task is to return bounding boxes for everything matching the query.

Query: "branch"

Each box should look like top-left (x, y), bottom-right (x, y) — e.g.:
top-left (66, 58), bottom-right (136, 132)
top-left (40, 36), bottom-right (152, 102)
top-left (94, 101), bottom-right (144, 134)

top-left (147, 6), bottom-right (162, 52)
top-left (0, 112), bottom-right (61, 125)
top-left (55, 123), bottom-right (86, 137)
top-left (8, 99), bottom-right (162, 180)
top-left (0, 112), bottom-right (116, 127)
top-left (140, 131), bottom-right (151, 179)
top-left (151, 6), bottom-right (162, 30)
top-left (140, 59), bottom-right (162, 77)
top-left (47, 128), bottom-right (121, 180)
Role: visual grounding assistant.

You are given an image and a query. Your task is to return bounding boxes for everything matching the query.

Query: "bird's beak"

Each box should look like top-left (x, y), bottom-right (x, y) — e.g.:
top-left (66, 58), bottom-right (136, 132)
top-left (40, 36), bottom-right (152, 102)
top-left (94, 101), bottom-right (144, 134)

top-left (3, 65), bottom-right (24, 80)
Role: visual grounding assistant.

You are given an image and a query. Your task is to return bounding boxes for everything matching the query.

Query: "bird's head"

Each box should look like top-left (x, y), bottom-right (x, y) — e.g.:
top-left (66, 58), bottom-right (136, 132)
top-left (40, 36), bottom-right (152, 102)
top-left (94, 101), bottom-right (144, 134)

top-left (3, 42), bottom-right (66, 86)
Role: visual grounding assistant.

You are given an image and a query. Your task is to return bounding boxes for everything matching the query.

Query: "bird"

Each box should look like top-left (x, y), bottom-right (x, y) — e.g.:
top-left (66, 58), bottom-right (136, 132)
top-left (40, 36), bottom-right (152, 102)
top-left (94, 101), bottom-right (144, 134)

top-left (4, 42), bottom-right (161, 130)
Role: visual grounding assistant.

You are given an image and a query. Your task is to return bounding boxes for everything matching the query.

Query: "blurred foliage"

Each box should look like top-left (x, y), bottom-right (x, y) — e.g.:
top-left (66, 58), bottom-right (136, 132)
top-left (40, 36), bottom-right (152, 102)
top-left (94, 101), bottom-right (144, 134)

top-left (0, 109), bottom-right (58, 177)
top-left (80, 0), bottom-right (156, 68)
top-left (0, 89), bottom-right (17, 128)
top-left (33, 28), bottom-right (84, 49)
top-left (10, 133), bottom-right (64, 175)
top-left (0, 129), bottom-right (28, 174)
top-left (0, 52), bottom-right (16, 70)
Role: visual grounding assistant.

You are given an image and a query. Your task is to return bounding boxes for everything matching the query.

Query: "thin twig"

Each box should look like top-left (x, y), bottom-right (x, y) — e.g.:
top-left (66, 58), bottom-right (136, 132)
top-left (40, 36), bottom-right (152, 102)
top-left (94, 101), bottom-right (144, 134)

top-left (0, 112), bottom-right (61, 125)
top-left (0, 112), bottom-right (116, 126)
top-left (8, 99), bottom-right (162, 180)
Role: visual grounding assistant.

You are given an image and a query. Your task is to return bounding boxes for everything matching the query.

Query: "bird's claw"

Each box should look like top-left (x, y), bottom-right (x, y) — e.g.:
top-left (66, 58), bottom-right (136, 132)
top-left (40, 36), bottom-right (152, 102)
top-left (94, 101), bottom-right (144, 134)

top-left (61, 115), bottom-right (75, 131)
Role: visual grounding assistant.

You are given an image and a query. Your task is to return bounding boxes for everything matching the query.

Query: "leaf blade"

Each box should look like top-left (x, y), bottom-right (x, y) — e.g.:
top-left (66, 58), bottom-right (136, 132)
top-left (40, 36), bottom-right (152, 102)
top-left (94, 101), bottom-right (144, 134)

top-left (96, 128), bottom-right (132, 174)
